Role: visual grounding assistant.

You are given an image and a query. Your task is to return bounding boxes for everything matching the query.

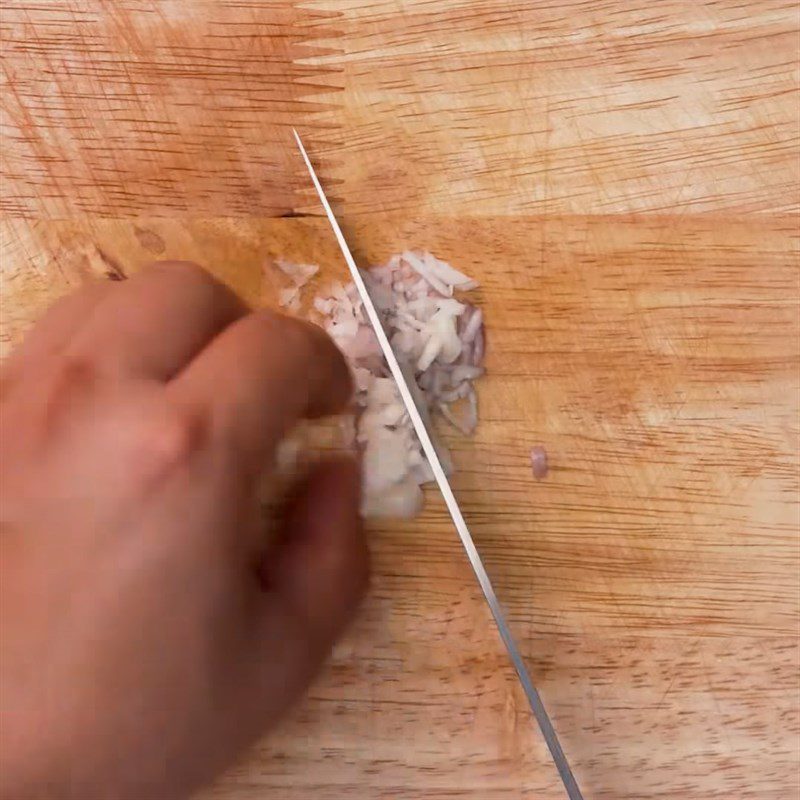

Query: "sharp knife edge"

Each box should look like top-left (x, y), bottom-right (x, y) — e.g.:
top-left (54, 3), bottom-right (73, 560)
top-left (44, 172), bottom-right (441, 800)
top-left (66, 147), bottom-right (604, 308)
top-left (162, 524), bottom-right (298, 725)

top-left (293, 128), bottom-right (584, 800)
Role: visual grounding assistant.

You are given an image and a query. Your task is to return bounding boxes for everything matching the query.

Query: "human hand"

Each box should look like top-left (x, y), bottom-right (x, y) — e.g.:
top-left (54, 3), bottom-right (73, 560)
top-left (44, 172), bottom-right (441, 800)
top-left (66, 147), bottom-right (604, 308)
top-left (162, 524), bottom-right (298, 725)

top-left (0, 262), bottom-right (368, 800)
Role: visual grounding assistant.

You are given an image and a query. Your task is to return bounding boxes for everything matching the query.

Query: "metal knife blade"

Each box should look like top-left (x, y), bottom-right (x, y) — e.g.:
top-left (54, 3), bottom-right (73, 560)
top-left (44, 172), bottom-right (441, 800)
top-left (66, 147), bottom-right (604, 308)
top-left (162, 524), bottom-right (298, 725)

top-left (293, 128), bottom-right (584, 800)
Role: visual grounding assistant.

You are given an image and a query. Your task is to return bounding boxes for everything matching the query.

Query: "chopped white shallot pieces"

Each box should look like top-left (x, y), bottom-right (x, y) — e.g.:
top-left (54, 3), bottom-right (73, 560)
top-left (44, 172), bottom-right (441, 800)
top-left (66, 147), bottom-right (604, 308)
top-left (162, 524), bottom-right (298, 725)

top-left (278, 286), bottom-right (301, 313)
top-left (270, 250), bottom-right (486, 519)
top-left (401, 251), bottom-right (452, 297)
top-left (276, 259), bottom-right (319, 288)
top-left (313, 297), bottom-right (334, 315)
top-left (422, 250), bottom-right (479, 290)
top-left (270, 258), bottom-right (319, 311)
top-left (462, 307), bottom-right (484, 343)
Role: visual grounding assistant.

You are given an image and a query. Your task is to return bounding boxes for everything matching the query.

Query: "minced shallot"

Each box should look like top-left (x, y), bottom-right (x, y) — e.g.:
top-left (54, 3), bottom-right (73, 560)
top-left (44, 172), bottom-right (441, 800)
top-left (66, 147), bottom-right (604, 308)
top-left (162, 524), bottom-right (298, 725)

top-left (271, 251), bottom-right (485, 518)
top-left (273, 259), bottom-right (319, 313)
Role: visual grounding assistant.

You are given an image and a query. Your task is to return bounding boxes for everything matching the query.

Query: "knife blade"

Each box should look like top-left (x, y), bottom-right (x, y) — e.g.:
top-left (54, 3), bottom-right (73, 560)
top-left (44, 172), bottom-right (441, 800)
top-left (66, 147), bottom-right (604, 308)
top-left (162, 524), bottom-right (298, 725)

top-left (293, 128), bottom-right (584, 800)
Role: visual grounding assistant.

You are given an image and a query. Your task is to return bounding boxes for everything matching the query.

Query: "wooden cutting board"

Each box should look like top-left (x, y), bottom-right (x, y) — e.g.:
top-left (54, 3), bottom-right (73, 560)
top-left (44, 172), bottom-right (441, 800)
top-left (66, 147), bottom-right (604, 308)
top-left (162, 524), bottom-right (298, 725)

top-left (3, 213), bottom-right (798, 799)
top-left (2, 2), bottom-right (798, 799)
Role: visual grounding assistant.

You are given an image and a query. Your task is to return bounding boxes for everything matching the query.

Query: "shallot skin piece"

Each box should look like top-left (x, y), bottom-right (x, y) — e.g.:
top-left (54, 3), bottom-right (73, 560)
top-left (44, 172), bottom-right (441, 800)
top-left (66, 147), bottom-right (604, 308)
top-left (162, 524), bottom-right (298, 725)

top-left (530, 446), bottom-right (549, 480)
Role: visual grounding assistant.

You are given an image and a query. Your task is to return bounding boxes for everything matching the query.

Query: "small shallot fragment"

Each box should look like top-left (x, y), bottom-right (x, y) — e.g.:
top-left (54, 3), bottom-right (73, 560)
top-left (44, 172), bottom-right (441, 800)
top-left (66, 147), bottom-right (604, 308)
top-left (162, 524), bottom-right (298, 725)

top-left (530, 446), bottom-right (548, 480)
top-left (276, 259), bottom-right (319, 287)
top-left (462, 307), bottom-right (483, 343)
top-left (278, 286), bottom-right (301, 312)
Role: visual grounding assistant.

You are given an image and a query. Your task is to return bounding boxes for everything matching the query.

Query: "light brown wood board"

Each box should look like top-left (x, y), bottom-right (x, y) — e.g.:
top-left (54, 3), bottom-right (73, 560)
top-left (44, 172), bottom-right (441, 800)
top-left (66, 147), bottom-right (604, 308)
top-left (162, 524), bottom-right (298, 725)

top-left (1, 2), bottom-right (799, 799)
top-left (298, 0), bottom-right (800, 217)
top-left (1, 1), bottom-right (340, 217)
top-left (2, 214), bottom-right (798, 799)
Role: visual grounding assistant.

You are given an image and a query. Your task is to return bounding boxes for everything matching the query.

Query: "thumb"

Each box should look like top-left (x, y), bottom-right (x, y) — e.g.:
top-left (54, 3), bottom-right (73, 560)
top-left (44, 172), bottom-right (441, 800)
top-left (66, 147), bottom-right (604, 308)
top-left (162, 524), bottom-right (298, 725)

top-left (257, 457), bottom-right (368, 686)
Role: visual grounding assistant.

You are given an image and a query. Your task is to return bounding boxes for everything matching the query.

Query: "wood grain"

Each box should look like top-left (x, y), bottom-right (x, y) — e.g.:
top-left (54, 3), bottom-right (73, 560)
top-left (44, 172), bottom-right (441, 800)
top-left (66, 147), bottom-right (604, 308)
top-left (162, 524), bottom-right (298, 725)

top-left (1, 1), bottom-right (339, 217)
top-left (299, 0), bottom-right (800, 216)
top-left (2, 214), bottom-right (798, 798)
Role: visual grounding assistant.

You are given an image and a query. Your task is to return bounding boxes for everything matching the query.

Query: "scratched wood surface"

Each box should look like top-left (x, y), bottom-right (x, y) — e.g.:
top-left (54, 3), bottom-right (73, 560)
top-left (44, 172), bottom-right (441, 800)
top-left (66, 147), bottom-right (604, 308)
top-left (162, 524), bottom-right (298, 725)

top-left (2, 214), bottom-right (798, 799)
top-left (2, 1), bottom-right (800, 799)
top-left (1, 1), bottom-right (338, 217)
top-left (299, 0), bottom-right (800, 217)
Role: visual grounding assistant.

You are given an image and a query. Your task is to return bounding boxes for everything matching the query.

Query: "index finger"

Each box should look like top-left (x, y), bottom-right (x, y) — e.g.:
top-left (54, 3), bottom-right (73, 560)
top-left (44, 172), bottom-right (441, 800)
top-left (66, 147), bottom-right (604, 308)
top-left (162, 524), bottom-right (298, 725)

top-left (168, 310), bottom-right (352, 475)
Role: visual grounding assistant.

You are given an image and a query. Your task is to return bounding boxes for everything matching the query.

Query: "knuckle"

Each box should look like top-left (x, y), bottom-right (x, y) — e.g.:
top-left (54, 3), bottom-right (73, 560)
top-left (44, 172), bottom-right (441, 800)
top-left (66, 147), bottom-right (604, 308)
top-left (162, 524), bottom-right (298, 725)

top-left (281, 315), bottom-right (338, 371)
top-left (134, 405), bottom-right (207, 477)
top-left (51, 352), bottom-right (97, 384)
top-left (250, 311), bottom-right (318, 364)
top-left (147, 261), bottom-right (244, 318)
top-left (148, 260), bottom-right (222, 294)
top-left (281, 316), bottom-right (319, 359)
top-left (3, 353), bottom-right (99, 444)
top-left (42, 354), bottom-right (98, 406)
